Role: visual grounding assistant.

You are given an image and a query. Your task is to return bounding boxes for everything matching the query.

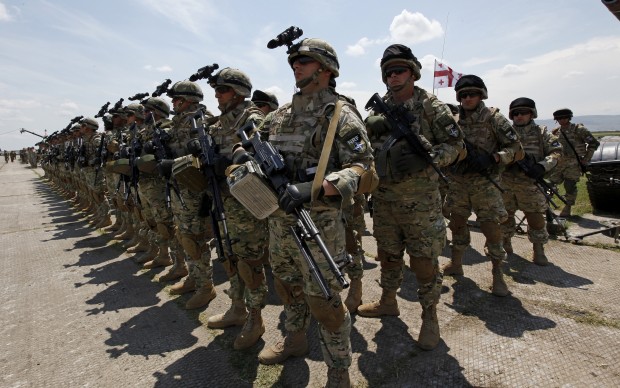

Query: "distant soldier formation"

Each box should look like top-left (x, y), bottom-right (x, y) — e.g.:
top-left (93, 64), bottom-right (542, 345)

top-left (16, 28), bottom-right (602, 387)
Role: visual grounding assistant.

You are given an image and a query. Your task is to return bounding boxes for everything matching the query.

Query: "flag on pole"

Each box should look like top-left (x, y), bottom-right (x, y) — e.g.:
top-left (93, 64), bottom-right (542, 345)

top-left (433, 60), bottom-right (463, 89)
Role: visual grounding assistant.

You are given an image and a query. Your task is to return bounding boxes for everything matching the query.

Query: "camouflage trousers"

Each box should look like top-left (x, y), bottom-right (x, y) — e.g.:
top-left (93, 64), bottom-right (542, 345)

top-left (343, 194), bottom-right (367, 281)
top-left (547, 159), bottom-right (582, 205)
top-left (268, 207), bottom-right (351, 369)
top-left (446, 173), bottom-right (508, 260)
top-left (372, 188), bottom-right (444, 303)
top-left (171, 185), bottom-right (213, 287)
top-left (500, 173), bottom-right (549, 244)
top-left (223, 195), bottom-right (268, 310)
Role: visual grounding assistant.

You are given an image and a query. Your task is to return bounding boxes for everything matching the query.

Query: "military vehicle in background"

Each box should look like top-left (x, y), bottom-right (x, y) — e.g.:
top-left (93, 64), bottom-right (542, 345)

top-left (587, 138), bottom-right (620, 213)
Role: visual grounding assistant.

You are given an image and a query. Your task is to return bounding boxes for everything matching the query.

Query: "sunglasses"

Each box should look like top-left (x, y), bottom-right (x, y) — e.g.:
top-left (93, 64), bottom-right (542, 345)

top-left (293, 55), bottom-right (317, 65)
top-left (458, 91), bottom-right (481, 99)
top-left (215, 85), bottom-right (232, 94)
top-left (384, 66), bottom-right (409, 78)
top-left (512, 110), bottom-right (531, 117)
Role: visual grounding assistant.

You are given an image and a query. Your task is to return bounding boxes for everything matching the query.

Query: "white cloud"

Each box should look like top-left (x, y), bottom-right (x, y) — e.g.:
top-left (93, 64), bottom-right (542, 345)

top-left (462, 56), bottom-right (504, 67)
top-left (500, 64), bottom-right (527, 76)
top-left (562, 71), bottom-right (584, 79)
top-left (346, 10), bottom-right (443, 56)
top-left (389, 10), bottom-right (443, 45)
top-left (156, 65), bottom-right (173, 72)
top-left (0, 2), bottom-right (12, 21)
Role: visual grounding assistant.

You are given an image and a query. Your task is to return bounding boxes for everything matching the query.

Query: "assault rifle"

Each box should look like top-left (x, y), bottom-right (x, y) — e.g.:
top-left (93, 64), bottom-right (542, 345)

top-left (237, 123), bottom-right (351, 300)
top-left (558, 128), bottom-right (587, 175)
top-left (129, 92), bottom-right (149, 101)
top-left (462, 138), bottom-right (505, 193)
top-left (149, 114), bottom-right (188, 210)
top-left (365, 92), bottom-right (449, 184)
top-left (95, 102), bottom-right (110, 118)
top-left (516, 153), bottom-right (568, 209)
top-left (93, 132), bottom-right (106, 185)
top-left (191, 111), bottom-right (235, 264)
top-left (126, 122), bottom-right (141, 205)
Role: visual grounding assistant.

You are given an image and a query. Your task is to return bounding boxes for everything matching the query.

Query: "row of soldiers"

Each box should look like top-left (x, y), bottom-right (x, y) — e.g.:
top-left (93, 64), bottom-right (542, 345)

top-left (37, 35), bottom-right (600, 387)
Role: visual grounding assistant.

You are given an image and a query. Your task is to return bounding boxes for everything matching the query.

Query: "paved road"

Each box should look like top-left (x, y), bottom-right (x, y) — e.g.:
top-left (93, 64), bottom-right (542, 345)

top-left (1, 160), bottom-right (619, 387)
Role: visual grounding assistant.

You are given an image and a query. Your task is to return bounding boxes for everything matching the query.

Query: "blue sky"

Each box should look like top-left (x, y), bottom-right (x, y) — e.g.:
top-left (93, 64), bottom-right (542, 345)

top-left (1, 0), bottom-right (619, 150)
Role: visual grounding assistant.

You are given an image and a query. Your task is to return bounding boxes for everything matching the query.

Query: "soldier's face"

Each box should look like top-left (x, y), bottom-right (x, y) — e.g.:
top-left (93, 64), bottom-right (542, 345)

top-left (385, 66), bottom-right (413, 91)
top-left (557, 117), bottom-right (570, 126)
top-left (458, 91), bottom-right (481, 111)
top-left (512, 110), bottom-right (532, 125)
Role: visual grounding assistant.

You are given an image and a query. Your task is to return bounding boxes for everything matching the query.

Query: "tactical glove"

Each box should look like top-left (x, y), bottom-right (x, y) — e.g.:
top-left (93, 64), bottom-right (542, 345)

top-left (525, 163), bottom-right (545, 180)
top-left (186, 139), bottom-right (202, 157)
top-left (213, 155), bottom-right (232, 177)
top-left (365, 115), bottom-right (391, 137)
top-left (278, 182), bottom-right (315, 214)
top-left (142, 141), bottom-right (155, 154)
top-left (232, 148), bottom-right (254, 165)
top-left (157, 159), bottom-right (174, 178)
top-left (469, 153), bottom-right (495, 172)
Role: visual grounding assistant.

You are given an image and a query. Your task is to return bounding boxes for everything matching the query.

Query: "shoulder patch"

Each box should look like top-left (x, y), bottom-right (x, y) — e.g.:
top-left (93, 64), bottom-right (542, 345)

top-left (446, 123), bottom-right (459, 138)
top-left (345, 134), bottom-right (367, 153)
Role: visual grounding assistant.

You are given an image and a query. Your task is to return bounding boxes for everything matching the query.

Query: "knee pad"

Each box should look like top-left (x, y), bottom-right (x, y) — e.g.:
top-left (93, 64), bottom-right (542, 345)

top-left (409, 257), bottom-right (437, 285)
top-left (377, 249), bottom-right (403, 270)
top-left (179, 233), bottom-right (200, 260)
top-left (237, 259), bottom-right (265, 290)
top-left (307, 295), bottom-right (346, 333)
top-left (480, 221), bottom-right (502, 244)
top-left (273, 277), bottom-right (304, 305)
top-left (524, 212), bottom-right (545, 230)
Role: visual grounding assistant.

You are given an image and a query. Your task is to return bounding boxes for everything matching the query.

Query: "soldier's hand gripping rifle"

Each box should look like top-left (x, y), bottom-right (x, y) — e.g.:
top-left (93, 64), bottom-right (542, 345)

top-left (516, 153), bottom-right (568, 209)
top-left (365, 92), bottom-right (450, 184)
top-left (191, 111), bottom-right (235, 265)
top-left (462, 138), bottom-right (505, 193)
top-left (237, 123), bottom-right (350, 300)
top-left (149, 114), bottom-right (188, 210)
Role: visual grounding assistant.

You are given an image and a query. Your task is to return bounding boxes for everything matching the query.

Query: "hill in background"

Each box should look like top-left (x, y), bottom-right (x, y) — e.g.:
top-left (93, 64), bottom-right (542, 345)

top-left (536, 115), bottom-right (620, 132)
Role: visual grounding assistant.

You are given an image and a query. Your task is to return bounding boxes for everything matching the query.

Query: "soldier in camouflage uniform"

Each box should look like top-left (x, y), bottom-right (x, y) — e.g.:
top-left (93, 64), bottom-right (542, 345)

top-left (441, 75), bottom-right (524, 297)
top-left (104, 107), bottom-right (129, 236)
top-left (250, 38), bottom-right (375, 387)
top-left (500, 98), bottom-right (562, 266)
top-left (136, 98), bottom-right (182, 272)
top-left (547, 108), bottom-right (600, 217)
top-left (357, 44), bottom-right (464, 351)
top-left (159, 81), bottom-right (217, 310)
top-left (197, 68), bottom-right (269, 350)
top-left (251, 89), bottom-right (279, 115)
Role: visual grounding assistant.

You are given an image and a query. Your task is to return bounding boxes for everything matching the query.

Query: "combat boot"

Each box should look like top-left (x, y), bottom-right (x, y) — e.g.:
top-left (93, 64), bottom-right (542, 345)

top-left (344, 278), bottom-right (363, 313)
top-left (122, 228), bottom-right (140, 248)
top-left (158, 260), bottom-right (188, 282)
top-left (134, 245), bottom-right (157, 264)
top-left (143, 243), bottom-right (172, 269)
top-left (185, 282), bottom-right (216, 310)
top-left (417, 304), bottom-right (440, 350)
top-left (326, 367), bottom-right (351, 388)
top-left (233, 308), bottom-right (265, 350)
top-left (115, 220), bottom-right (133, 240)
top-left (532, 243), bottom-right (549, 266)
top-left (491, 260), bottom-right (510, 297)
top-left (503, 237), bottom-right (513, 255)
top-left (94, 214), bottom-right (112, 229)
top-left (207, 299), bottom-right (247, 329)
top-left (357, 289), bottom-right (399, 318)
top-left (559, 205), bottom-right (571, 217)
top-left (258, 330), bottom-right (308, 365)
top-left (441, 248), bottom-right (464, 276)
top-left (126, 238), bottom-right (149, 254)
top-left (106, 214), bottom-right (122, 232)
top-left (169, 276), bottom-right (196, 295)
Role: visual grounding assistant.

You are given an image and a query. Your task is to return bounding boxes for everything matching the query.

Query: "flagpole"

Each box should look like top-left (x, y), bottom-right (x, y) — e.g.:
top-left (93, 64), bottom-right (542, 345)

top-left (433, 59), bottom-right (437, 95)
top-left (437, 12), bottom-right (450, 99)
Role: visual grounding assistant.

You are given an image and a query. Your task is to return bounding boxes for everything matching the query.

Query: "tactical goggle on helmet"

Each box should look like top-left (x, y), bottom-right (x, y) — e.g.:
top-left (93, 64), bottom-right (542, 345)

top-left (287, 38), bottom-right (340, 77)
top-left (209, 67), bottom-right (252, 98)
top-left (166, 80), bottom-right (204, 103)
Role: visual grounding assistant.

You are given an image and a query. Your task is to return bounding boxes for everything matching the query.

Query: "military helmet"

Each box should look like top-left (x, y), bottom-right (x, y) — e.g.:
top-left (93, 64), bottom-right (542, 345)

top-left (380, 44), bottom-right (422, 82)
top-left (553, 108), bottom-right (573, 120)
top-left (209, 67), bottom-right (252, 98)
top-left (143, 97), bottom-right (170, 118)
top-left (80, 117), bottom-right (99, 130)
top-left (124, 103), bottom-right (145, 120)
top-left (454, 74), bottom-right (488, 101)
top-left (166, 80), bottom-right (203, 102)
top-left (509, 97), bottom-right (538, 119)
top-left (251, 90), bottom-right (279, 110)
top-left (287, 38), bottom-right (340, 77)
top-left (71, 124), bottom-right (81, 133)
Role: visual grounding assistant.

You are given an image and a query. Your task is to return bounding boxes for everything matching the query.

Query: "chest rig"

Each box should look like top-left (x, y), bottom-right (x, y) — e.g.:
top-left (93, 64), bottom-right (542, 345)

top-left (268, 90), bottom-right (346, 183)
top-left (555, 123), bottom-right (587, 158)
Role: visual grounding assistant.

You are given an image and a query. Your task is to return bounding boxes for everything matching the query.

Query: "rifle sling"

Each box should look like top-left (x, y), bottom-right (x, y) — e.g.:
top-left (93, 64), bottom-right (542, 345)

top-left (311, 100), bottom-right (343, 203)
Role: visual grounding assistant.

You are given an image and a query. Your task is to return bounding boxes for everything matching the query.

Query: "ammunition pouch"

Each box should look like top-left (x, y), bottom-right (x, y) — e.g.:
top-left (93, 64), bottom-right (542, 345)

top-left (136, 154), bottom-right (158, 174)
top-left (227, 160), bottom-right (279, 220)
top-left (111, 158), bottom-right (131, 176)
top-left (348, 164), bottom-right (379, 194)
top-left (172, 155), bottom-right (208, 193)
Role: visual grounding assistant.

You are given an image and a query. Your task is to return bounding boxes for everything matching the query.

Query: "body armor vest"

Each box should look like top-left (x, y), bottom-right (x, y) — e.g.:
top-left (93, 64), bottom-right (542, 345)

top-left (554, 123), bottom-right (587, 158)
